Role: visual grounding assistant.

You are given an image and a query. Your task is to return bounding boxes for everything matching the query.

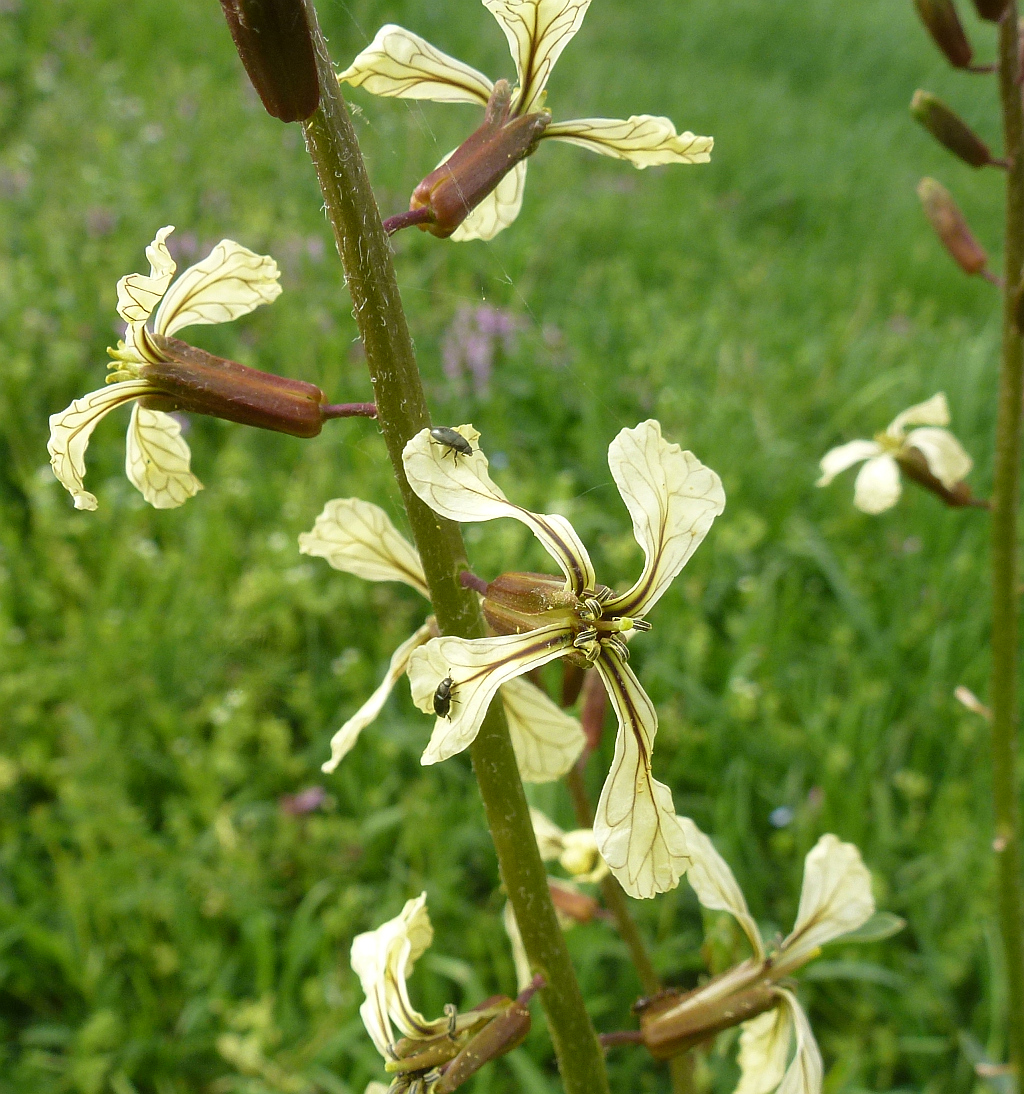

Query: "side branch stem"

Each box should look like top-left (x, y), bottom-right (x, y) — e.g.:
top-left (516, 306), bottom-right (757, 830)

top-left (297, 6), bottom-right (608, 1091)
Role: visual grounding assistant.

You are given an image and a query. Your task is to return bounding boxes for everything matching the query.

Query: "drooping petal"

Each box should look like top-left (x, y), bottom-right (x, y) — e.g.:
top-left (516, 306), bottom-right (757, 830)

top-left (887, 392), bottom-right (950, 437)
top-left (482, 0), bottom-right (592, 112)
top-left (407, 625), bottom-right (575, 765)
top-left (779, 834), bottom-right (875, 970)
top-left (116, 225), bottom-right (176, 324)
top-left (774, 990), bottom-right (823, 1094)
top-left (502, 902), bottom-right (533, 992)
top-left (338, 24), bottom-right (493, 105)
top-left (815, 439), bottom-right (881, 487)
top-left (852, 454), bottom-right (901, 514)
top-left (48, 380), bottom-right (155, 511)
top-left (734, 1003), bottom-right (793, 1094)
top-left (403, 425), bottom-right (596, 594)
top-left (451, 160), bottom-right (528, 242)
top-left (152, 240), bottom-right (281, 337)
top-left (603, 420), bottom-right (725, 618)
top-left (299, 497), bottom-right (428, 596)
top-left (124, 405), bottom-right (203, 509)
top-left (322, 623), bottom-right (434, 774)
top-left (545, 117), bottom-right (712, 167)
top-left (592, 649), bottom-right (689, 898)
top-left (677, 817), bottom-right (764, 961)
top-left (501, 675), bottom-right (586, 781)
top-left (904, 427), bottom-right (972, 489)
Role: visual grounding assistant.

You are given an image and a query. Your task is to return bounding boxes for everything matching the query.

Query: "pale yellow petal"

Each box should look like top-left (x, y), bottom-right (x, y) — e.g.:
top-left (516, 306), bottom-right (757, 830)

top-left (775, 991), bottom-right (823, 1094)
top-left (887, 392), bottom-right (950, 437)
top-left (338, 24), bottom-right (493, 105)
top-left (677, 817), bottom-right (764, 961)
top-left (558, 827), bottom-right (608, 882)
top-left (502, 901), bottom-right (533, 992)
top-left (529, 807), bottom-right (567, 861)
top-left (48, 381), bottom-right (154, 511)
top-left (299, 497), bottom-right (428, 596)
top-left (116, 225), bottom-right (176, 324)
top-left (904, 427), bottom-right (973, 489)
top-left (501, 676), bottom-right (586, 782)
top-left (322, 623), bottom-right (434, 774)
top-left (604, 420), bottom-right (725, 618)
top-left (853, 455), bottom-right (901, 514)
top-left (483, 0), bottom-right (591, 112)
top-left (365, 1084), bottom-right (392, 1094)
top-left (816, 439), bottom-right (881, 487)
top-left (545, 116), bottom-right (712, 167)
top-left (592, 650), bottom-right (689, 898)
top-left (124, 405), bottom-right (203, 509)
top-left (407, 626), bottom-right (575, 765)
top-left (780, 834), bottom-right (875, 970)
top-left (734, 1004), bottom-right (793, 1094)
top-left (152, 240), bottom-right (281, 337)
top-left (451, 160), bottom-right (528, 241)
top-left (403, 425), bottom-right (596, 594)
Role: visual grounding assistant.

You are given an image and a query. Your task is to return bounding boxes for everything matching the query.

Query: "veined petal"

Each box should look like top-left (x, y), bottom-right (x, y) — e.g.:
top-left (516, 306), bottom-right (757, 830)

top-left (592, 649), bottom-right (689, 898)
top-left (501, 675), bottom-right (586, 781)
top-left (780, 834), bottom-right (875, 970)
top-left (403, 425), bottom-right (596, 594)
top-left (299, 497), bottom-right (428, 596)
top-left (48, 380), bottom-right (155, 510)
top-left (125, 405), bottom-right (203, 509)
top-left (322, 623), bottom-right (434, 774)
top-left (904, 427), bottom-right (972, 488)
top-left (774, 991), bottom-right (823, 1094)
top-left (545, 117), bottom-right (713, 167)
top-left (116, 226), bottom-right (176, 324)
top-left (734, 1003), bottom-right (792, 1094)
top-left (603, 420), bottom-right (725, 618)
top-left (483, 0), bottom-right (591, 112)
top-left (407, 625), bottom-right (574, 765)
top-left (815, 439), bottom-right (880, 487)
top-left (887, 392), bottom-right (950, 437)
top-left (853, 455), bottom-right (901, 514)
top-left (451, 159), bottom-right (528, 241)
top-left (152, 240), bottom-right (281, 337)
top-left (502, 902), bottom-right (533, 992)
top-left (338, 24), bottom-right (493, 105)
top-left (677, 817), bottom-right (764, 961)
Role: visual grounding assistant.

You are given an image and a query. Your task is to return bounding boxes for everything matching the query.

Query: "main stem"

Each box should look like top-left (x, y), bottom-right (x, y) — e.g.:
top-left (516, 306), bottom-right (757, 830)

top-left (993, 7), bottom-right (1024, 1083)
top-left (297, 6), bottom-right (609, 1091)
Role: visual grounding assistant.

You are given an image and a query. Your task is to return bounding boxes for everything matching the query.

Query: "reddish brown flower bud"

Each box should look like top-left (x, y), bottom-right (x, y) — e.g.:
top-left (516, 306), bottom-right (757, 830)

top-left (913, 0), bottom-right (974, 68)
top-left (548, 878), bottom-right (603, 923)
top-left (219, 0), bottom-right (319, 122)
top-left (896, 445), bottom-right (989, 508)
top-left (971, 0), bottom-right (1009, 20)
top-left (580, 667), bottom-right (608, 755)
top-left (911, 91), bottom-right (996, 167)
top-left (483, 571), bottom-right (578, 635)
top-left (917, 177), bottom-right (989, 276)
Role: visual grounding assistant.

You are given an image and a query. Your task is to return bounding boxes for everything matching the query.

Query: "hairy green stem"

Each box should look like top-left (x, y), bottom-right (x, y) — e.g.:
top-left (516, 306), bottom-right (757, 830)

top-left (297, 5), bottom-right (608, 1090)
top-left (993, 6), bottom-right (1024, 1083)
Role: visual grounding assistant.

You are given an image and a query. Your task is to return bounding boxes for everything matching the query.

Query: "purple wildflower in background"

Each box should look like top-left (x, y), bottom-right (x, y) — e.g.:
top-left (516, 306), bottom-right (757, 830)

top-left (442, 304), bottom-right (521, 397)
top-left (280, 785), bottom-right (327, 816)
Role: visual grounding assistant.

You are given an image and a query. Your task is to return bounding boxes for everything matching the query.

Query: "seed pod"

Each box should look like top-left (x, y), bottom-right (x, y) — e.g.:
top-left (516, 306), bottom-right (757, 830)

top-left (913, 0), bottom-right (973, 68)
top-left (917, 177), bottom-right (989, 276)
top-left (911, 91), bottom-right (994, 167)
top-left (971, 0), bottom-right (1009, 21)
top-left (219, 0), bottom-right (319, 122)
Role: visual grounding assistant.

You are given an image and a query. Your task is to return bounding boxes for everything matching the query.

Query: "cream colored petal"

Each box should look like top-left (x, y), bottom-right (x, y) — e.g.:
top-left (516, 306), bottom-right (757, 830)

top-left (407, 626), bottom-right (575, 765)
top-left (529, 807), bottom-right (567, 861)
top-left (48, 381), bottom-right (155, 511)
top-left (364, 1084), bottom-right (391, 1094)
top-left (450, 159), bottom-right (529, 242)
top-left (403, 425), bottom-right (596, 594)
top-left (775, 991), bottom-right (823, 1094)
top-left (116, 225), bottom-right (176, 324)
top-left (734, 1003), bottom-right (792, 1094)
top-left (152, 240), bottom-right (281, 337)
top-left (502, 902), bottom-right (533, 992)
top-left (904, 427), bottom-right (973, 489)
top-left (545, 117), bottom-right (712, 167)
top-left (677, 817), bottom-right (764, 961)
top-left (299, 497), bottom-right (428, 596)
top-left (592, 649), bottom-right (689, 898)
top-left (322, 623), bottom-right (434, 774)
top-left (501, 676), bottom-right (586, 782)
top-left (483, 0), bottom-right (591, 112)
top-left (603, 420), bottom-right (725, 618)
top-left (124, 405), bottom-right (203, 509)
top-left (815, 439), bottom-right (881, 487)
top-left (780, 834), bottom-right (875, 970)
top-left (887, 392), bottom-right (950, 437)
top-left (338, 24), bottom-right (493, 105)
top-left (559, 827), bottom-right (608, 882)
top-left (853, 455), bottom-right (901, 514)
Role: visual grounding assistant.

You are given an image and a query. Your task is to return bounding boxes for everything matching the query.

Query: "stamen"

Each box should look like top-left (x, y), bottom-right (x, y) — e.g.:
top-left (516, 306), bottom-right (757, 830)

top-left (574, 628), bottom-right (598, 648)
top-left (604, 635), bottom-right (630, 660)
top-left (630, 619), bottom-right (652, 632)
top-left (583, 597), bottom-right (604, 619)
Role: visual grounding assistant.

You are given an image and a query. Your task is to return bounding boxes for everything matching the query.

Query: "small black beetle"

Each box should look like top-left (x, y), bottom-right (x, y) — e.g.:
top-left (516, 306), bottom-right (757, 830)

top-left (433, 675), bottom-right (456, 718)
top-left (430, 427), bottom-right (474, 463)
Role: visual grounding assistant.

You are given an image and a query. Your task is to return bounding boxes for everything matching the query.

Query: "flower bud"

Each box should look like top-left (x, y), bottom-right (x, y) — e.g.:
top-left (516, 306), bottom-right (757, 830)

top-left (483, 571), bottom-right (578, 635)
top-left (913, 0), bottom-right (974, 68)
top-left (917, 177), bottom-right (989, 276)
top-left (896, 445), bottom-right (989, 508)
top-left (911, 91), bottom-right (994, 167)
top-left (971, 0), bottom-right (1009, 20)
top-left (548, 878), bottom-right (603, 923)
top-left (219, 0), bottom-right (319, 122)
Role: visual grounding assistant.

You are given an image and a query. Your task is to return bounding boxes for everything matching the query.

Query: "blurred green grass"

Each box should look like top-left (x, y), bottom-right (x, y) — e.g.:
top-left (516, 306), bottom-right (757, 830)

top-left (0, 0), bottom-right (1015, 1090)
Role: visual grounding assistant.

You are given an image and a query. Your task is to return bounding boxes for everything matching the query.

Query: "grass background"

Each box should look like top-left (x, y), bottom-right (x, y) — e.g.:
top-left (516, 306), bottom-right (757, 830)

top-left (0, 0), bottom-right (1017, 1090)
